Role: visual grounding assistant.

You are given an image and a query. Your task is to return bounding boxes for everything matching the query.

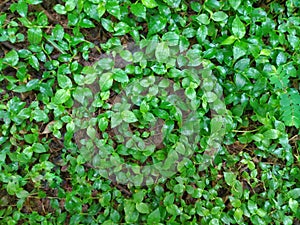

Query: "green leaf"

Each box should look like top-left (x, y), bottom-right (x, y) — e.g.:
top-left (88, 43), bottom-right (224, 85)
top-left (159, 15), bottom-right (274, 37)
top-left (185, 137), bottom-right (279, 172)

top-left (196, 25), bottom-right (208, 43)
top-left (53, 89), bottom-right (71, 104)
top-left (136, 202), bottom-right (150, 214)
top-left (232, 16), bottom-right (246, 39)
top-left (263, 129), bottom-right (280, 139)
top-left (224, 172), bottom-right (236, 186)
top-left (121, 110), bottom-right (138, 123)
top-left (212, 11), bottom-right (228, 22)
top-left (289, 198), bottom-right (298, 213)
top-left (52, 24), bottom-right (64, 41)
top-left (197, 14), bottom-right (210, 25)
top-left (28, 27), bottom-right (42, 45)
top-left (162, 32), bottom-right (179, 46)
top-left (113, 68), bottom-right (129, 83)
top-left (233, 41), bottom-right (248, 61)
top-left (17, 1), bottom-right (28, 17)
top-left (32, 108), bottom-right (48, 122)
top-left (79, 18), bottom-right (95, 28)
top-left (148, 15), bottom-right (167, 36)
top-left (111, 112), bottom-right (122, 128)
top-left (97, 58), bottom-right (114, 70)
top-left (155, 42), bottom-right (170, 63)
top-left (106, 0), bottom-right (121, 19)
top-left (58, 74), bottom-right (72, 89)
top-left (234, 208), bottom-right (243, 222)
top-left (32, 143), bottom-right (46, 153)
top-left (4, 49), bottom-right (19, 66)
top-left (101, 18), bottom-right (114, 32)
top-left (131, 3), bottom-right (146, 19)
top-left (229, 0), bottom-right (241, 10)
top-left (163, 0), bottom-right (181, 8)
top-left (147, 208), bottom-right (160, 223)
top-left (288, 188), bottom-right (300, 199)
top-left (221, 35), bottom-right (237, 45)
top-left (142, 0), bottom-right (158, 8)
top-left (185, 87), bottom-right (196, 100)
top-left (99, 72), bottom-right (113, 91)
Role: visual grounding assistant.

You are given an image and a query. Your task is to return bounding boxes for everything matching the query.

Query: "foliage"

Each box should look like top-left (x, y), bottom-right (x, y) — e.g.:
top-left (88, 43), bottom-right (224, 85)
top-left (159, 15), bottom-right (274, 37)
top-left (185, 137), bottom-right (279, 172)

top-left (0, 0), bottom-right (300, 224)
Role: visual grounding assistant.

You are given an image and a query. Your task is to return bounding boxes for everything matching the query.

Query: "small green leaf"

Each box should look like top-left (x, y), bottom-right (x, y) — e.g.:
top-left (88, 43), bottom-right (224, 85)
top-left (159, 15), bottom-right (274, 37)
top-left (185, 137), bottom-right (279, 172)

top-left (221, 35), bottom-right (237, 45)
top-left (113, 68), bottom-right (129, 83)
top-left (224, 172), bottom-right (236, 186)
top-left (58, 74), bottom-right (72, 89)
top-left (32, 143), bottom-right (46, 153)
top-left (53, 89), bottom-right (71, 104)
top-left (136, 202), bottom-right (150, 214)
top-left (99, 72), bottom-right (113, 91)
top-left (148, 15), bottom-right (167, 36)
top-left (28, 55), bottom-right (39, 71)
top-left (155, 42), bottom-right (170, 63)
top-left (263, 129), bottom-right (280, 139)
top-left (185, 87), bottom-right (196, 100)
top-left (232, 16), bottom-right (246, 39)
top-left (131, 3), bottom-right (146, 19)
top-left (111, 112), bottom-right (122, 128)
top-left (54, 4), bottom-right (67, 14)
top-left (121, 110), bottom-right (138, 123)
top-left (101, 18), bottom-right (114, 32)
top-left (142, 0), bottom-right (158, 8)
top-left (28, 27), bottom-right (42, 45)
top-left (288, 188), bottom-right (300, 199)
top-left (147, 208), bottom-right (160, 223)
top-left (289, 198), bottom-right (298, 213)
top-left (106, 0), bottom-right (121, 19)
top-left (4, 49), bottom-right (19, 66)
top-left (32, 108), bottom-right (48, 122)
top-left (212, 11), bottom-right (228, 22)
top-left (229, 0), bottom-right (241, 10)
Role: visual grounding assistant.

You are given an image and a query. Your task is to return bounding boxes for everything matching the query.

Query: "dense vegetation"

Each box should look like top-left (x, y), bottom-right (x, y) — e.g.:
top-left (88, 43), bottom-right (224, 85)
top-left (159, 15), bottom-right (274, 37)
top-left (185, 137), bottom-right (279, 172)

top-left (0, 0), bottom-right (300, 224)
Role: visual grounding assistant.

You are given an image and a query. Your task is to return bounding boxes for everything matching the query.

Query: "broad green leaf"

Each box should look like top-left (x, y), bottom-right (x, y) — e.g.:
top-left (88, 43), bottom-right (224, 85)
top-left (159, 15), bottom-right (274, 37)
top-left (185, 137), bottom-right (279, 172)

top-left (32, 108), bottom-right (48, 122)
top-left (224, 172), bottom-right (236, 186)
top-left (99, 72), bottom-right (113, 91)
top-left (131, 3), bottom-right (146, 19)
top-left (53, 89), bottom-right (71, 104)
top-left (32, 143), bottom-right (46, 153)
top-left (136, 202), bottom-right (150, 214)
top-left (121, 110), bottom-right (138, 123)
top-left (106, 0), bottom-right (121, 19)
top-left (4, 49), bottom-right (19, 66)
top-left (163, 0), bottom-right (181, 8)
top-left (147, 208), bottom-right (160, 223)
top-left (111, 112), bottom-right (122, 128)
top-left (196, 25), bottom-right (208, 43)
top-left (58, 74), bottom-right (72, 89)
top-left (212, 11), bottom-right (228, 22)
top-left (233, 41), bottom-right (248, 61)
top-left (162, 32), bottom-right (179, 46)
top-left (229, 0), bottom-right (241, 10)
top-left (232, 16), bottom-right (246, 39)
top-left (155, 42), bottom-right (170, 63)
top-left (28, 27), bottom-right (42, 45)
top-left (113, 68), bottom-right (129, 83)
top-left (54, 4), bottom-right (67, 14)
top-left (263, 129), bottom-right (280, 139)
top-left (288, 188), bottom-right (300, 199)
top-left (148, 15), bottom-right (167, 36)
top-left (289, 198), bottom-right (298, 213)
top-left (221, 35), bottom-right (237, 45)
top-left (101, 18), bottom-right (114, 32)
top-left (142, 0), bottom-right (158, 8)
top-left (28, 55), bottom-right (39, 71)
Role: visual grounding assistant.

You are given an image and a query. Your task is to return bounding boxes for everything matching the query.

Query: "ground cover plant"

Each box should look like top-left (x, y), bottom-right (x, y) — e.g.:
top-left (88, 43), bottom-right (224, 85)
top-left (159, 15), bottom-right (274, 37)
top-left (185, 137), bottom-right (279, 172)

top-left (0, 0), bottom-right (300, 224)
